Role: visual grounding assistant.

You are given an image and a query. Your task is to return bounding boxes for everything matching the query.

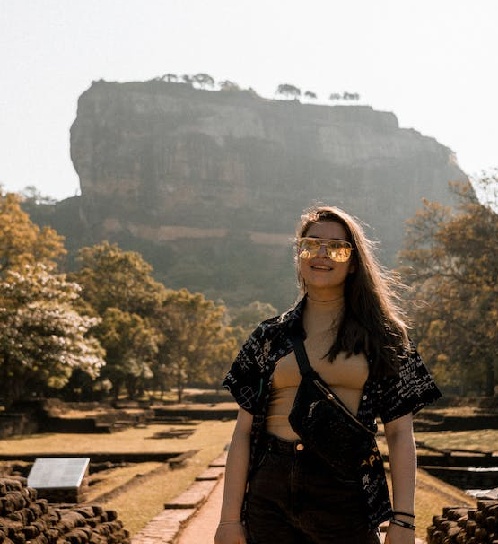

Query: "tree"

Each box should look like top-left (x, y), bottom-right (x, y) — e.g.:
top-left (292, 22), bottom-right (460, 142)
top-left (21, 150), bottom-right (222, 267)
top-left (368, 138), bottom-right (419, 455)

top-left (96, 308), bottom-right (158, 399)
top-left (20, 186), bottom-right (57, 206)
top-left (71, 242), bottom-right (165, 398)
top-left (276, 83), bottom-right (301, 100)
top-left (343, 92), bottom-right (360, 100)
top-left (304, 90), bottom-right (317, 100)
top-left (0, 189), bottom-right (65, 275)
top-left (0, 265), bottom-right (104, 407)
top-left (204, 325), bottom-right (242, 392)
top-left (0, 189), bottom-right (103, 406)
top-left (329, 92), bottom-right (361, 101)
top-left (399, 177), bottom-right (498, 396)
top-left (160, 73), bottom-right (178, 82)
top-left (230, 301), bottom-right (277, 335)
top-left (71, 241), bottom-right (165, 317)
top-left (155, 288), bottom-right (229, 402)
top-left (219, 80), bottom-right (240, 91)
top-left (193, 73), bottom-right (215, 89)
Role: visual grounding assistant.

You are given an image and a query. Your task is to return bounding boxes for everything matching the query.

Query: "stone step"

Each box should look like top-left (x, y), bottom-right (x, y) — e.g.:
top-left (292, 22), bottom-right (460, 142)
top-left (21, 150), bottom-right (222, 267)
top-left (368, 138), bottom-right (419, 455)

top-left (163, 480), bottom-right (218, 510)
top-left (195, 466), bottom-right (224, 481)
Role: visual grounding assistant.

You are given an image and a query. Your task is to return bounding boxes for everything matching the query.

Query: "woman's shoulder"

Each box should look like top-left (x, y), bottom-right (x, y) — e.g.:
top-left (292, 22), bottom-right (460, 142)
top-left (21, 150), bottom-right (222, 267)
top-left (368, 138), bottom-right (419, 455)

top-left (222, 302), bottom-right (303, 414)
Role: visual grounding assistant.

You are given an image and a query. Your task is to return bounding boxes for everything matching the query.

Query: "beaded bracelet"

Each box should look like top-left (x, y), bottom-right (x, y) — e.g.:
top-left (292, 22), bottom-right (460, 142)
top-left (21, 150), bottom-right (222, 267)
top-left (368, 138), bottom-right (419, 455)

top-left (392, 510), bottom-right (415, 519)
top-left (390, 518), bottom-right (416, 531)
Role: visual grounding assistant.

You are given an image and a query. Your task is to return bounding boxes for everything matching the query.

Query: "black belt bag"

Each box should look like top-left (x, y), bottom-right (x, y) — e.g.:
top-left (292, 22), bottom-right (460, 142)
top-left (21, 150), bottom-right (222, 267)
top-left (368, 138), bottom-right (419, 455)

top-left (288, 334), bottom-right (376, 476)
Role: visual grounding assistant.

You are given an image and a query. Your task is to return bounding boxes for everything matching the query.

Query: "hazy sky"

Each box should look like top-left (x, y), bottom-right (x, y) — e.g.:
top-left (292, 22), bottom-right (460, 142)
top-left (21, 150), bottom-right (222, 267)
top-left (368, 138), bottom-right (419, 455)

top-left (1, 0), bottom-right (497, 201)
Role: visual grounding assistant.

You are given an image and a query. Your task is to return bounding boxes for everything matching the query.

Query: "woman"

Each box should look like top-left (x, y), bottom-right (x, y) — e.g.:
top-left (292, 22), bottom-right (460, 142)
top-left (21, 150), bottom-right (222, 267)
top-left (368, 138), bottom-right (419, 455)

top-left (215, 206), bottom-right (441, 544)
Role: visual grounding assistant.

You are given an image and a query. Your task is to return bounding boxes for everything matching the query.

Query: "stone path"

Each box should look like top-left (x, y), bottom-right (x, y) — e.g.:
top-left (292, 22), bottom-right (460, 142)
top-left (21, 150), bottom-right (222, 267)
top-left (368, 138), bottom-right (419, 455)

top-left (131, 449), bottom-right (426, 544)
top-left (130, 452), bottom-right (227, 544)
top-left (176, 474), bottom-right (224, 544)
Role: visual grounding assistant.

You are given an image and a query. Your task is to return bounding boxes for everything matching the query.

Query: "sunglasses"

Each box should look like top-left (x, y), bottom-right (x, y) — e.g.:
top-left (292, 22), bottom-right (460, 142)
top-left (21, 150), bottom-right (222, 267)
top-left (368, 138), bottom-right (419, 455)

top-left (298, 238), bottom-right (353, 263)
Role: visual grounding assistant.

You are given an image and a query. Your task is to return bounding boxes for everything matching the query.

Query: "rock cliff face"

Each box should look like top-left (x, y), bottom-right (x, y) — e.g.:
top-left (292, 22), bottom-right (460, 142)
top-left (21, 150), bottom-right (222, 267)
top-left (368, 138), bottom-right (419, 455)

top-left (63, 80), bottom-right (467, 309)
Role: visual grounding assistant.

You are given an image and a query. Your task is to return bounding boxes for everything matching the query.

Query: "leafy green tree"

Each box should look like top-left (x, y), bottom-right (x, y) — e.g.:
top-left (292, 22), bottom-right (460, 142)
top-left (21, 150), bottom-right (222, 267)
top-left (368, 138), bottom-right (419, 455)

top-left (161, 73), bottom-right (178, 82)
top-left (20, 186), bottom-right (57, 206)
top-left (0, 189), bottom-right (65, 274)
top-left (0, 190), bottom-right (100, 406)
top-left (329, 92), bottom-right (342, 101)
top-left (155, 288), bottom-right (229, 402)
top-left (276, 83), bottom-right (301, 100)
top-left (193, 73), bottom-right (215, 89)
top-left (71, 241), bottom-right (165, 317)
top-left (71, 242), bottom-right (165, 398)
top-left (304, 90), bottom-right (317, 100)
top-left (399, 177), bottom-right (498, 396)
top-left (96, 308), bottom-right (158, 399)
top-left (204, 325), bottom-right (243, 392)
top-left (0, 265), bottom-right (104, 407)
top-left (219, 80), bottom-right (240, 91)
top-left (343, 91), bottom-right (360, 100)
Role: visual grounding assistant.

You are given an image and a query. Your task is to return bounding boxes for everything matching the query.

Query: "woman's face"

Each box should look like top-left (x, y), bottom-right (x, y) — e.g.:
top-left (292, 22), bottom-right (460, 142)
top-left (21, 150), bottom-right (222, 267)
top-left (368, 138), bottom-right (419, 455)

top-left (298, 221), bottom-right (354, 300)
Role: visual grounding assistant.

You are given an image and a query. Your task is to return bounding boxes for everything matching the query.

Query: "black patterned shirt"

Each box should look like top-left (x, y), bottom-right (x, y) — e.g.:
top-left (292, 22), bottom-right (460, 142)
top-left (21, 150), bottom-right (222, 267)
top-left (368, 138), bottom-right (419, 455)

top-left (222, 296), bottom-right (442, 529)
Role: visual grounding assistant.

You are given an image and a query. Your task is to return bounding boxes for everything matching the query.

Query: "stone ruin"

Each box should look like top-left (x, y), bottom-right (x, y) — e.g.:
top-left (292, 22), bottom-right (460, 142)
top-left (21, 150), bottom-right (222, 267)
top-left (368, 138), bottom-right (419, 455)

top-left (0, 477), bottom-right (130, 544)
top-left (427, 500), bottom-right (498, 543)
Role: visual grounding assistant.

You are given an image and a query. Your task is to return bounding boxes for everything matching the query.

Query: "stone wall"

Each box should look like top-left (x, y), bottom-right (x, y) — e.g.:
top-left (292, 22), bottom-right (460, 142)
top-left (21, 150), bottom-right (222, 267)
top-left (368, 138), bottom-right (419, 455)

top-left (427, 500), bottom-right (498, 543)
top-left (0, 477), bottom-right (129, 544)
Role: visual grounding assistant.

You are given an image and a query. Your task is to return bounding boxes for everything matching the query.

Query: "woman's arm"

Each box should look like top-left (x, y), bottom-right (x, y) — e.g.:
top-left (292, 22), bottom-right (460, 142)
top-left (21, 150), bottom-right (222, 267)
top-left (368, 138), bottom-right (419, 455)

top-left (214, 408), bottom-right (253, 544)
top-left (384, 413), bottom-right (416, 544)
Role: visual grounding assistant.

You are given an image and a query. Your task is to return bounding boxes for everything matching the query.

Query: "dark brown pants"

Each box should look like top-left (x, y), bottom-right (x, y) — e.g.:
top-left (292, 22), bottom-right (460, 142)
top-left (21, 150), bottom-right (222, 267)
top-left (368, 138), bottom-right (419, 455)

top-left (245, 433), bottom-right (381, 544)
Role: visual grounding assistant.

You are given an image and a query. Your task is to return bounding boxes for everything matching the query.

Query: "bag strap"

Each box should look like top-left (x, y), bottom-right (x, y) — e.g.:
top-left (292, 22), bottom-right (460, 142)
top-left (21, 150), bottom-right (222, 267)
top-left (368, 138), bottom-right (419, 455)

top-left (291, 334), bottom-right (375, 435)
top-left (291, 334), bottom-right (314, 376)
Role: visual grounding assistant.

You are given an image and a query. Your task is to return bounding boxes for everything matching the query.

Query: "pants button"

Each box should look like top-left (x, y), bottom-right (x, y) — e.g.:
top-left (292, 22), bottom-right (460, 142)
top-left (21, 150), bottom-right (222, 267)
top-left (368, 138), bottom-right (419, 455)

top-left (296, 443), bottom-right (304, 451)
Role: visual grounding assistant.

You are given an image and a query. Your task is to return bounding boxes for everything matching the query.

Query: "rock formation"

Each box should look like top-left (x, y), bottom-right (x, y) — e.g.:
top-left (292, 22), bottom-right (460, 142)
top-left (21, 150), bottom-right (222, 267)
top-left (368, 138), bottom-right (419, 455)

top-left (40, 80), bottom-right (469, 309)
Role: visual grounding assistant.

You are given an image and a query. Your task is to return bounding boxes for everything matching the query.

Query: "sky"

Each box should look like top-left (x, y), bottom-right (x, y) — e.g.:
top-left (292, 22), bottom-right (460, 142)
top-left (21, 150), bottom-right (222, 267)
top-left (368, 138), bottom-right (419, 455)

top-left (1, 0), bottom-right (497, 201)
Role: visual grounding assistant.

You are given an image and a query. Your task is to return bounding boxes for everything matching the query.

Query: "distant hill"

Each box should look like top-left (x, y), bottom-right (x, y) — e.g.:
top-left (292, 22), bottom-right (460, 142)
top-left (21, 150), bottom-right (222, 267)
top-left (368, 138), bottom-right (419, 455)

top-left (28, 80), bottom-right (468, 310)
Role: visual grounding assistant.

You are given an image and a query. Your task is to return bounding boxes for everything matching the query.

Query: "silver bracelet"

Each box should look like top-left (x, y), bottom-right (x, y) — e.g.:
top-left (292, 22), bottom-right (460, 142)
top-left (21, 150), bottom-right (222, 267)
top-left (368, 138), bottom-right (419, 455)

top-left (390, 518), bottom-right (416, 531)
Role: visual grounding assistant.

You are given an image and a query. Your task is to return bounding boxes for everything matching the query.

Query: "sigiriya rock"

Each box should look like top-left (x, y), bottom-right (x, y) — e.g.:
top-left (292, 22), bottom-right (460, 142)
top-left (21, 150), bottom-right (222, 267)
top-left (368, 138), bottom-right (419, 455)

top-left (33, 80), bottom-right (468, 310)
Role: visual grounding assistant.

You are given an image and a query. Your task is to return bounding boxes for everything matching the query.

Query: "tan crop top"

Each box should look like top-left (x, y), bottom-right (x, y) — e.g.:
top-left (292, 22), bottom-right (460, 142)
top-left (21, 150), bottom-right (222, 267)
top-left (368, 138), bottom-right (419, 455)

top-left (266, 297), bottom-right (369, 441)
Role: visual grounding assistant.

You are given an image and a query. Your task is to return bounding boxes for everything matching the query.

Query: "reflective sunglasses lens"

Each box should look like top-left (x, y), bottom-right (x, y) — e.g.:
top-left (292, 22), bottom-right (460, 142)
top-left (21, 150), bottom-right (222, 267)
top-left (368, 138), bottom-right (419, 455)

top-left (326, 241), bottom-right (352, 262)
top-left (298, 239), bottom-right (320, 259)
top-left (327, 247), bottom-right (352, 262)
top-left (299, 239), bottom-right (352, 262)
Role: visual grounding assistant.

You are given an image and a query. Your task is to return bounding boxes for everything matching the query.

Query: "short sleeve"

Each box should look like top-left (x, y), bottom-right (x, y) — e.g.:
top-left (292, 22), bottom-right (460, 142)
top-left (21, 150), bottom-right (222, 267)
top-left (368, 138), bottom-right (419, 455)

top-left (378, 346), bottom-right (442, 424)
top-left (222, 321), bottom-right (275, 415)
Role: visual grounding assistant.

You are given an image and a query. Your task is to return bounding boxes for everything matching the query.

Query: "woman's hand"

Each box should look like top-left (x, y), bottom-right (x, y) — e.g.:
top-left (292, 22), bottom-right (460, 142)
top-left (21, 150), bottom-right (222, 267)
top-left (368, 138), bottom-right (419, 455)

top-left (214, 521), bottom-right (247, 544)
top-left (384, 523), bottom-right (415, 544)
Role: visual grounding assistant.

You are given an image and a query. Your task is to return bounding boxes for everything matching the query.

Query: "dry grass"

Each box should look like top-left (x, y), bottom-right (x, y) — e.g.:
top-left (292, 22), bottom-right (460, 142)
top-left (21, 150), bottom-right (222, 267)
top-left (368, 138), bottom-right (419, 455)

top-left (0, 422), bottom-right (230, 455)
top-left (1, 420), bottom-right (236, 536)
top-left (375, 432), bottom-right (479, 540)
top-left (415, 429), bottom-right (498, 452)
top-left (414, 469), bottom-right (473, 540)
top-left (100, 420), bottom-right (235, 535)
top-left (1, 411), bottom-right (494, 540)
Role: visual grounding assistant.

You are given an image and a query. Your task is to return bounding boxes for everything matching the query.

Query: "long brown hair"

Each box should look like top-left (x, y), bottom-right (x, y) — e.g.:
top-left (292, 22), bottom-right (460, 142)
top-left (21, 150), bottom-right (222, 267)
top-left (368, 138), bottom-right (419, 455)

top-left (296, 205), bottom-right (409, 377)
